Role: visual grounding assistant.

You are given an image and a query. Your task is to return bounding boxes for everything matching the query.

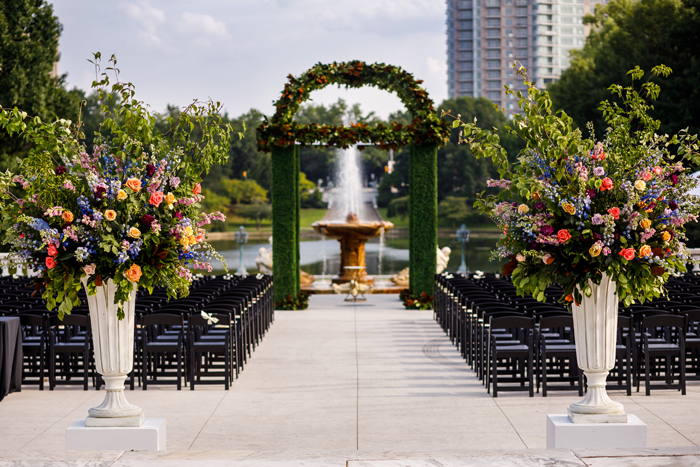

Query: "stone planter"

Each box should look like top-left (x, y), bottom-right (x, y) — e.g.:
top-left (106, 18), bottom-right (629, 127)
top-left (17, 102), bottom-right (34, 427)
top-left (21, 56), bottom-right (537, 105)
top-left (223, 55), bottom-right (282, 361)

top-left (569, 272), bottom-right (627, 423)
top-left (81, 278), bottom-right (144, 427)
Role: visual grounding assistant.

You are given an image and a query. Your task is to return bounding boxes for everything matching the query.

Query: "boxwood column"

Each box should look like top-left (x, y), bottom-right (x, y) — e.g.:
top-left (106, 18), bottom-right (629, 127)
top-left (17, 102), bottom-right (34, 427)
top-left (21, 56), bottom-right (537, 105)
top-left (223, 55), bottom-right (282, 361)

top-left (271, 145), bottom-right (299, 303)
top-left (409, 144), bottom-right (438, 298)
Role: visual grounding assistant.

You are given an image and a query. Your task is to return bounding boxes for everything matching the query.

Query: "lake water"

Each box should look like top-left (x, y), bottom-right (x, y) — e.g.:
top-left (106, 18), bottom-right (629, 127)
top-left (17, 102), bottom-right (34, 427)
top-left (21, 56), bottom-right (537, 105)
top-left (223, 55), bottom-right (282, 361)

top-left (207, 232), bottom-right (504, 276)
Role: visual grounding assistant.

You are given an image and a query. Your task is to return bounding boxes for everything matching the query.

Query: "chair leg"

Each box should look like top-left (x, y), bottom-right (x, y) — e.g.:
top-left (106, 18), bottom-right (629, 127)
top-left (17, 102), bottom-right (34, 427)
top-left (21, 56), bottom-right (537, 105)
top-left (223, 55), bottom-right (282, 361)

top-left (528, 354), bottom-right (534, 398)
top-left (177, 346), bottom-right (182, 391)
top-left (645, 351), bottom-right (651, 396)
top-left (542, 349), bottom-right (548, 397)
top-left (681, 353), bottom-right (687, 396)
top-left (492, 350), bottom-right (498, 398)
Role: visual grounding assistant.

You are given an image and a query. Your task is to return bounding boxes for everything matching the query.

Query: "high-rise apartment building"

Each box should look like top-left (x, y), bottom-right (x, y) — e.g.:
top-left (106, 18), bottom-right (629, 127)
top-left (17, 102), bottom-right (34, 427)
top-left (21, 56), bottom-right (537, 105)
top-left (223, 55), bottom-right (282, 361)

top-left (446, 0), bottom-right (606, 112)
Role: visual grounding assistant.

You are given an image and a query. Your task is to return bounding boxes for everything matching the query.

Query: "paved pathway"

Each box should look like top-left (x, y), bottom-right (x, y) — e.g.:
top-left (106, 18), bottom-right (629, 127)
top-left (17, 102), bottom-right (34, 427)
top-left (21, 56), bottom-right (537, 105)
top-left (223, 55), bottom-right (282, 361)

top-left (2, 295), bottom-right (700, 465)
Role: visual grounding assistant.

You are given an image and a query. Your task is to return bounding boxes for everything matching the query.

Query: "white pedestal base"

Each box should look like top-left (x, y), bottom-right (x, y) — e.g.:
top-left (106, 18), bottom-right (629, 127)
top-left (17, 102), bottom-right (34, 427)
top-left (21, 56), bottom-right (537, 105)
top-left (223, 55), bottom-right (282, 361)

top-left (546, 414), bottom-right (646, 449)
top-left (66, 418), bottom-right (165, 451)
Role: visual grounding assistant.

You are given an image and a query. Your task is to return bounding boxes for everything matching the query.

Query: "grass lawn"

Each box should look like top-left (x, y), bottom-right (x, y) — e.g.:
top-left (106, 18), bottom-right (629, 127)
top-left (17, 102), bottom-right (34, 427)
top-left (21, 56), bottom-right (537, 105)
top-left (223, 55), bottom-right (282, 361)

top-left (300, 209), bottom-right (327, 229)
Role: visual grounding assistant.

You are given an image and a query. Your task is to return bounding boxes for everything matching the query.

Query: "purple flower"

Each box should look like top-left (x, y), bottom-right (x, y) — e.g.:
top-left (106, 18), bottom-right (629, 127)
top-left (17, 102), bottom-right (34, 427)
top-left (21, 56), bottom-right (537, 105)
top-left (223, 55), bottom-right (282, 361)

top-left (591, 213), bottom-right (604, 225)
top-left (93, 186), bottom-right (107, 199)
top-left (593, 233), bottom-right (602, 241)
top-left (141, 215), bottom-right (155, 226)
top-left (146, 164), bottom-right (156, 177)
top-left (55, 166), bottom-right (66, 175)
top-left (669, 201), bottom-right (678, 210)
top-left (671, 174), bottom-right (679, 186)
top-left (529, 242), bottom-right (537, 250)
top-left (593, 167), bottom-right (605, 177)
top-left (540, 225), bottom-right (553, 236)
top-left (586, 189), bottom-right (596, 199)
top-left (534, 201), bottom-right (546, 211)
top-left (511, 202), bottom-right (518, 208)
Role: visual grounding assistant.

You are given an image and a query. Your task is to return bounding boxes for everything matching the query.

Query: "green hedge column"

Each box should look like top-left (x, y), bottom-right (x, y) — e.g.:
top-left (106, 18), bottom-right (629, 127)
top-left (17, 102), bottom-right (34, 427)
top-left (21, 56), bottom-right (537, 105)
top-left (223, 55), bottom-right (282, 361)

top-left (409, 144), bottom-right (438, 298)
top-left (271, 146), bottom-right (299, 303)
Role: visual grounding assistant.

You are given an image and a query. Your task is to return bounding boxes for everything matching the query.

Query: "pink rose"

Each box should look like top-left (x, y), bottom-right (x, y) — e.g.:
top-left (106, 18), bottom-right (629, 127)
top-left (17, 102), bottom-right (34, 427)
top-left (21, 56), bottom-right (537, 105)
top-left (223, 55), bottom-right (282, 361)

top-left (83, 263), bottom-right (96, 275)
top-left (607, 207), bottom-right (620, 220)
top-left (600, 177), bottom-right (613, 192)
top-left (149, 191), bottom-right (164, 207)
top-left (653, 166), bottom-right (662, 176)
top-left (557, 229), bottom-right (572, 243)
top-left (46, 257), bottom-right (56, 269)
top-left (47, 244), bottom-right (58, 257)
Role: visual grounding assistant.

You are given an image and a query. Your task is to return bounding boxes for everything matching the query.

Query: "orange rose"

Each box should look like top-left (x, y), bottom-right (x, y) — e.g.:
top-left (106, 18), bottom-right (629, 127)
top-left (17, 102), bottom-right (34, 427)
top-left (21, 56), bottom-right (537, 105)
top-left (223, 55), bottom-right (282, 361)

top-left (125, 264), bottom-right (142, 283)
top-left (149, 191), bottom-right (164, 207)
top-left (619, 248), bottom-right (635, 261)
top-left (564, 294), bottom-right (573, 302)
top-left (105, 210), bottom-right (117, 221)
top-left (639, 245), bottom-right (652, 257)
top-left (62, 210), bottom-right (74, 223)
top-left (128, 227), bottom-right (141, 239)
top-left (193, 183), bottom-right (201, 195)
top-left (125, 178), bottom-right (142, 192)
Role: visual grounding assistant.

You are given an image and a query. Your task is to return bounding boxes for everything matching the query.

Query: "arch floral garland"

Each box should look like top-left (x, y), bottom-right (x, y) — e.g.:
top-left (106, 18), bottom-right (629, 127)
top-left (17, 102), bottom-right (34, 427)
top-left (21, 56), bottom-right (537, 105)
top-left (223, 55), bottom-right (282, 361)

top-left (256, 61), bottom-right (449, 307)
top-left (257, 60), bottom-right (450, 151)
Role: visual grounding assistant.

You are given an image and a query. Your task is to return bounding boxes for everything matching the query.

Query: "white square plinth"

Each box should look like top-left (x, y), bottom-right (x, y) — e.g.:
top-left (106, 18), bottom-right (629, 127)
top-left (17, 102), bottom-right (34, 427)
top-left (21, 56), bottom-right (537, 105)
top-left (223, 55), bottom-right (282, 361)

top-left (546, 414), bottom-right (646, 449)
top-left (66, 418), bottom-right (166, 451)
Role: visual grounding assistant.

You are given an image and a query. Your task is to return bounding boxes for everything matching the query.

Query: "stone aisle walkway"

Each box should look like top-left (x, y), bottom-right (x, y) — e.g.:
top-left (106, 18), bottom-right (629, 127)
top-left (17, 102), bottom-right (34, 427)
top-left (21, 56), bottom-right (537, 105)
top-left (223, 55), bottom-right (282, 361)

top-left (2, 294), bottom-right (700, 465)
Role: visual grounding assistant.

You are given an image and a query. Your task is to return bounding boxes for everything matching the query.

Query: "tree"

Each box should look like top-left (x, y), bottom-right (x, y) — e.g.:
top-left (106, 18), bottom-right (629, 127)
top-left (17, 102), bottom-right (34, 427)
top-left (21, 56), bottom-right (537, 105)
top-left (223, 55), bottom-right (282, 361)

top-left (0, 0), bottom-right (81, 167)
top-left (236, 202), bottom-right (271, 230)
top-left (222, 178), bottom-right (268, 205)
top-left (438, 196), bottom-right (471, 229)
top-left (548, 0), bottom-right (700, 137)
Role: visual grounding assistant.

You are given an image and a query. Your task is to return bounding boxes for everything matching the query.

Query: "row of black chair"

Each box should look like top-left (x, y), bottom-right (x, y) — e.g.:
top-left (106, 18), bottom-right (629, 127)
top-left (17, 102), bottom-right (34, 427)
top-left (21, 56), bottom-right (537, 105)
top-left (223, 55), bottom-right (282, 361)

top-left (6, 274), bottom-right (274, 391)
top-left (435, 272), bottom-right (693, 397)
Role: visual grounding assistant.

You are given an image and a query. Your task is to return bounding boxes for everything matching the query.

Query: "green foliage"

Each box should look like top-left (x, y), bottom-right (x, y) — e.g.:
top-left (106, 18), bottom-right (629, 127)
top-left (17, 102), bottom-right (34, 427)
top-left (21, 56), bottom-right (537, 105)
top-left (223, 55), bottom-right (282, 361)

top-left (549, 0), bottom-right (700, 138)
top-left (223, 178), bottom-right (268, 204)
top-left (409, 144), bottom-right (438, 298)
top-left (276, 291), bottom-right (310, 310)
top-left (439, 196), bottom-right (472, 228)
top-left (0, 53), bottom-right (235, 319)
top-left (271, 146), bottom-right (299, 302)
top-left (0, 0), bottom-right (81, 168)
top-left (449, 64), bottom-right (700, 306)
top-left (235, 202), bottom-right (271, 230)
top-left (387, 195), bottom-right (409, 219)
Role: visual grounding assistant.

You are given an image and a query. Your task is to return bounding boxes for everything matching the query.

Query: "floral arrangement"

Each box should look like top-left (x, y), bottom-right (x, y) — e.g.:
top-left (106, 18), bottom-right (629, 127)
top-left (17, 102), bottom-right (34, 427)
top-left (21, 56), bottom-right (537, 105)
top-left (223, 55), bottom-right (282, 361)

top-left (447, 65), bottom-right (700, 306)
top-left (257, 60), bottom-right (450, 151)
top-left (0, 54), bottom-right (236, 318)
top-left (400, 289), bottom-right (434, 310)
top-left (276, 291), bottom-right (310, 311)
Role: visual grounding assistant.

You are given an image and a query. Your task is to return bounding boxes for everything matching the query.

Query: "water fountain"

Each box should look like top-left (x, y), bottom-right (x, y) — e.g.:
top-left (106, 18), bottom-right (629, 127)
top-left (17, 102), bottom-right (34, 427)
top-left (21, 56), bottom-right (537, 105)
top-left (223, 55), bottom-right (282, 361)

top-left (312, 145), bottom-right (393, 285)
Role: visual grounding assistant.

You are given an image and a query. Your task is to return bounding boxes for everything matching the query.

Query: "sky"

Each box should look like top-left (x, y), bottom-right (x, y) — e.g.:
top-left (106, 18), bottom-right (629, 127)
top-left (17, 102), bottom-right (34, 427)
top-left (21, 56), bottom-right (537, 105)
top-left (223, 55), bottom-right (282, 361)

top-left (50, 0), bottom-right (448, 121)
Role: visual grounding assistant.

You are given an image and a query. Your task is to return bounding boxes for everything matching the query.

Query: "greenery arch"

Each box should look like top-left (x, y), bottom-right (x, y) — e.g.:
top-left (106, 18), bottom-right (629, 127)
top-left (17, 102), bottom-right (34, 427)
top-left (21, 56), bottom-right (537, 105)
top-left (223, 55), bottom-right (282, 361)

top-left (256, 60), bottom-right (450, 304)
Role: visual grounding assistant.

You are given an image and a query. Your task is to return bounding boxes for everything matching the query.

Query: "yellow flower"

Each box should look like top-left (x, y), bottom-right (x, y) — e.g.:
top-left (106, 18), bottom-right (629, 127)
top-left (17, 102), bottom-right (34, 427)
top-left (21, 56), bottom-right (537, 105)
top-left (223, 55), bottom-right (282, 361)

top-left (640, 245), bottom-right (652, 257)
top-left (128, 227), bottom-right (141, 239)
top-left (188, 235), bottom-right (197, 245)
top-left (640, 218), bottom-right (651, 230)
top-left (117, 190), bottom-right (127, 201)
top-left (185, 226), bottom-right (193, 236)
top-left (589, 244), bottom-right (602, 257)
top-left (634, 180), bottom-right (646, 191)
top-left (561, 202), bottom-right (576, 215)
top-left (165, 192), bottom-right (176, 204)
top-left (105, 210), bottom-right (117, 221)
top-left (180, 236), bottom-right (190, 249)
top-left (518, 204), bottom-right (529, 214)
top-left (662, 231), bottom-right (671, 242)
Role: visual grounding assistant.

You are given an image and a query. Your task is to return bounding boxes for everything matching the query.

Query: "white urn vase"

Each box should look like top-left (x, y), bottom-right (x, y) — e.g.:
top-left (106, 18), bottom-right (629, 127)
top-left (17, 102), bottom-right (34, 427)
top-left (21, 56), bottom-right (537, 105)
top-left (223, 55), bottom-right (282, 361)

top-left (82, 278), bottom-right (145, 427)
top-left (569, 272), bottom-right (627, 423)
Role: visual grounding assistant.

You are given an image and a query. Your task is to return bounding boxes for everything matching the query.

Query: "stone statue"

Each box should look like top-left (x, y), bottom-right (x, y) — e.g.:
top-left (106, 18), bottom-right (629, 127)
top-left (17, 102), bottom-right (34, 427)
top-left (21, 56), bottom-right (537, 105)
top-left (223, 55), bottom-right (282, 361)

top-left (390, 246), bottom-right (452, 287)
top-left (255, 247), bottom-right (314, 284)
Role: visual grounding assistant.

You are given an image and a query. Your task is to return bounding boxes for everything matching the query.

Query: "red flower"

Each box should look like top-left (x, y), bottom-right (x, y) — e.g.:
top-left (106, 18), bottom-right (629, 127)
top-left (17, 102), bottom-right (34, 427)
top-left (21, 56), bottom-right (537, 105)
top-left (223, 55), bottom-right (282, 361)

top-left (619, 248), bottom-right (635, 261)
top-left (557, 229), bottom-right (572, 243)
top-left (193, 183), bottom-right (202, 195)
top-left (45, 257), bottom-right (56, 269)
top-left (607, 207), bottom-right (620, 219)
top-left (600, 177), bottom-right (613, 191)
top-left (47, 245), bottom-right (58, 257)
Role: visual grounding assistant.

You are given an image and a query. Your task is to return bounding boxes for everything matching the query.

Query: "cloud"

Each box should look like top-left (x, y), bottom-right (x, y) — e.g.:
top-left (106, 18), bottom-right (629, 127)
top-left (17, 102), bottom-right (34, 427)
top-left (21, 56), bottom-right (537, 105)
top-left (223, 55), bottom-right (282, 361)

top-left (426, 57), bottom-right (446, 76)
top-left (178, 12), bottom-right (229, 46)
top-left (119, 1), bottom-right (165, 48)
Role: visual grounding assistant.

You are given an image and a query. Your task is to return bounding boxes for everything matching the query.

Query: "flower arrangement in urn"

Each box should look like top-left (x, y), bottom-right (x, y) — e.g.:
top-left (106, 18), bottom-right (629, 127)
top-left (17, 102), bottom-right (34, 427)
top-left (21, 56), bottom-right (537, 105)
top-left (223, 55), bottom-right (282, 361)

top-left (0, 54), bottom-right (235, 318)
top-left (447, 65), bottom-right (700, 306)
